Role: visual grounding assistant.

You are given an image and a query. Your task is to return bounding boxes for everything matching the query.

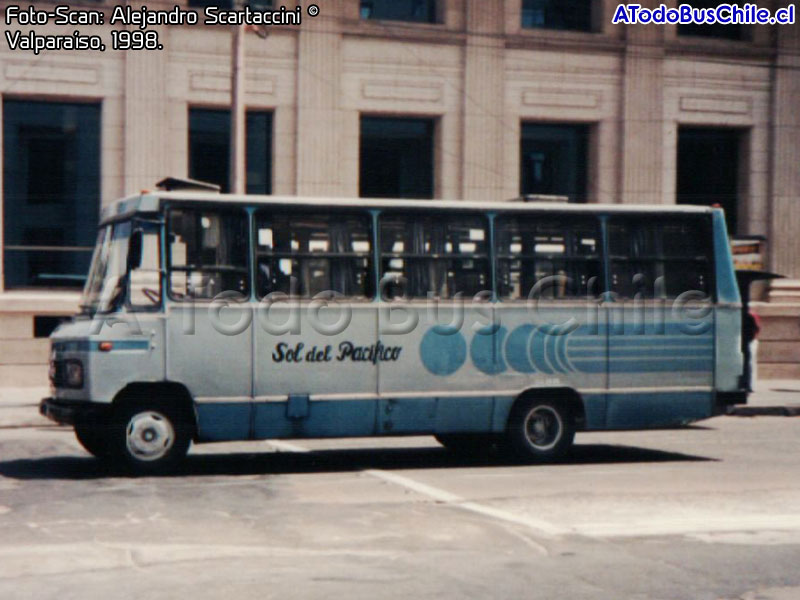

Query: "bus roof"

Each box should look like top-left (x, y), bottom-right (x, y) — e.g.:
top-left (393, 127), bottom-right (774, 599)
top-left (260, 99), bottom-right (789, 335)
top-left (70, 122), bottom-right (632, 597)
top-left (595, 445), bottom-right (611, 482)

top-left (100, 191), bottom-right (716, 224)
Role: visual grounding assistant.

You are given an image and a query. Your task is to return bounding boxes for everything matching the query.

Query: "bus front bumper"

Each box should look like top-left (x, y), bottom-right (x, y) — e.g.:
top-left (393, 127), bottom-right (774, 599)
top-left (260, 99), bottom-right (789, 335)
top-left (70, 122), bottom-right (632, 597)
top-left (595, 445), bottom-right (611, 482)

top-left (39, 397), bottom-right (109, 426)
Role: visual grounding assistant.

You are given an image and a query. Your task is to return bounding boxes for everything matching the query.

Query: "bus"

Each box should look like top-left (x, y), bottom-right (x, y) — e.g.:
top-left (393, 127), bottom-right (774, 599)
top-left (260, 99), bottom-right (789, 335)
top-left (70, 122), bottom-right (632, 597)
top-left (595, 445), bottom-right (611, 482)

top-left (40, 183), bottom-right (748, 474)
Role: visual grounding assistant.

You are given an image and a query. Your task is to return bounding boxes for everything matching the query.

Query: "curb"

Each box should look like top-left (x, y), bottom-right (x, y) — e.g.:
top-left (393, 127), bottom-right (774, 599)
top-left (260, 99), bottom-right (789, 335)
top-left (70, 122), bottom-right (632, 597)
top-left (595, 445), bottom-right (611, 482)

top-left (729, 406), bottom-right (800, 417)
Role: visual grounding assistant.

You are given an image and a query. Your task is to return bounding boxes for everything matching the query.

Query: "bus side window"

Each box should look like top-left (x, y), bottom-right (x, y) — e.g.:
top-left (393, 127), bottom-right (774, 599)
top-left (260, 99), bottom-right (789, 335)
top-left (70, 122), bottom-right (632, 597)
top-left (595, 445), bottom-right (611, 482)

top-left (378, 213), bottom-right (490, 300)
top-left (495, 214), bottom-right (602, 300)
top-left (607, 217), bottom-right (712, 299)
top-left (254, 211), bottom-right (373, 299)
top-left (129, 226), bottom-right (162, 309)
top-left (167, 208), bottom-right (250, 300)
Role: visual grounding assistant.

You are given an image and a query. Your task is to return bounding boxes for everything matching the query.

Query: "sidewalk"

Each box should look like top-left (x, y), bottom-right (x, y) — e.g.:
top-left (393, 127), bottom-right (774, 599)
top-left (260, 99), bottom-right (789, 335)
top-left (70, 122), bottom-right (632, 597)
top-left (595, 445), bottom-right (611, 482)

top-left (0, 386), bottom-right (51, 429)
top-left (1, 381), bottom-right (799, 430)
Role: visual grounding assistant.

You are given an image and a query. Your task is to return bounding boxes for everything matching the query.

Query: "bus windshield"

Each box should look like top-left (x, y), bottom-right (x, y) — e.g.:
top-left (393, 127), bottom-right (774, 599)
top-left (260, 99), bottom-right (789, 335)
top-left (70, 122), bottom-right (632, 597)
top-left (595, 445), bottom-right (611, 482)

top-left (80, 221), bottom-right (132, 315)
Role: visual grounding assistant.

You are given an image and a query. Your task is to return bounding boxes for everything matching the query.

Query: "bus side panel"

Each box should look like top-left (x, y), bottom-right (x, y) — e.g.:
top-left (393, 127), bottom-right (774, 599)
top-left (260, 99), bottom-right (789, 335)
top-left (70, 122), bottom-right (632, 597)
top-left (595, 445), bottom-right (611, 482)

top-left (436, 396), bottom-right (494, 433)
top-left (166, 304), bottom-right (253, 400)
top-left (605, 318), bottom-right (715, 428)
top-left (715, 307), bottom-right (744, 392)
top-left (712, 209), bottom-right (744, 392)
top-left (605, 391), bottom-right (713, 429)
top-left (378, 304), bottom-right (499, 398)
top-left (81, 315), bottom-right (166, 405)
top-left (253, 400), bottom-right (378, 439)
top-left (378, 304), bottom-right (608, 433)
top-left (495, 304), bottom-right (609, 429)
top-left (254, 305), bottom-right (379, 404)
top-left (195, 403), bottom-right (252, 442)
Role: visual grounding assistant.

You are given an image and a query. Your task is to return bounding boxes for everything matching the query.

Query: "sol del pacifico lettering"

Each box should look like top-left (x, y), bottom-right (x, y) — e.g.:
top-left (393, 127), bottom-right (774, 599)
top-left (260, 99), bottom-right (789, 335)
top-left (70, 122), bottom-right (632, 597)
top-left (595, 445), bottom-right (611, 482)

top-left (272, 341), bottom-right (402, 365)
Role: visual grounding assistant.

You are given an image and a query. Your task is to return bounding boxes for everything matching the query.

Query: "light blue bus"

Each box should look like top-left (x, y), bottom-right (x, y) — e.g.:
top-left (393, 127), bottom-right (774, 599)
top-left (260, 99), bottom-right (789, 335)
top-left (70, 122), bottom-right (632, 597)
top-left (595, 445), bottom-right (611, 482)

top-left (41, 184), bottom-right (747, 474)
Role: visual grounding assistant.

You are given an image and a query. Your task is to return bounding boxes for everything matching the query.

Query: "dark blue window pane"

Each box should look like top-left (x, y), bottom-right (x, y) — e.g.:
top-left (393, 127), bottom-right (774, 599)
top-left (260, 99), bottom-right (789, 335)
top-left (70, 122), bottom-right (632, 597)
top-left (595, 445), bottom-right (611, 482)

top-left (360, 116), bottom-right (434, 199)
top-left (246, 112), bottom-right (272, 195)
top-left (520, 123), bottom-right (589, 203)
top-left (677, 0), bottom-right (743, 39)
top-left (677, 127), bottom-right (741, 233)
top-left (189, 109), bottom-right (230, 192)
top-left (522, 0), bottom-right (593, 32)
top-left (188, 108), bottom-right (273, 194)
top-left (360, 0), bottom-right (437, 23)
top-left (3, 100), bottom-right (100, 288)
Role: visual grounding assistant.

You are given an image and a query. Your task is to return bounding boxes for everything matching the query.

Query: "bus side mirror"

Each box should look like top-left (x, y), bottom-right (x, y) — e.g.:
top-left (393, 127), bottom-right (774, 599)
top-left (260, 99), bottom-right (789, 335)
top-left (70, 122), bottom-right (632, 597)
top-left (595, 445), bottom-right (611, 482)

top-left (128, 229), bottom-right (143, 271)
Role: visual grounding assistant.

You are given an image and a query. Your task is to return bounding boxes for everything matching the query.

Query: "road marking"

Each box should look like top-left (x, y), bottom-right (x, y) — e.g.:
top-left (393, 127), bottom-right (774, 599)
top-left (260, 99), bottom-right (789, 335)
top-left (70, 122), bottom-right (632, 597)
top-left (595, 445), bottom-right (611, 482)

top-left (266, 440), bottom-right (565, 537)
top-left (577, 514), bottom-right (800, 539)
top-left (366, 469), bottom-right (566, 537)
top-left (0, 543), bottom-right (395, 578)
top-left (265, 440), bottom-right (800, 542)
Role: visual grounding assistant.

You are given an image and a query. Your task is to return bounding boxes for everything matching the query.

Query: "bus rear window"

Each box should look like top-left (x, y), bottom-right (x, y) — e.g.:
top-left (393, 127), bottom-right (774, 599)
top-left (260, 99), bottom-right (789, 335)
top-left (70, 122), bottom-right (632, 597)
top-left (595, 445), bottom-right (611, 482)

top-left (607, 217), bottom-right (713, 299)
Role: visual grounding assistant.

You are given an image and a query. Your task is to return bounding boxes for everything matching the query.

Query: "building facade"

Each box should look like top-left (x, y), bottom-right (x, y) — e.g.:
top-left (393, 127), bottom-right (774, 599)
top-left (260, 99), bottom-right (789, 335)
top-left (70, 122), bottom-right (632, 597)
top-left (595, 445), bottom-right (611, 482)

top-left (1, 0), bottom-right (799, 385)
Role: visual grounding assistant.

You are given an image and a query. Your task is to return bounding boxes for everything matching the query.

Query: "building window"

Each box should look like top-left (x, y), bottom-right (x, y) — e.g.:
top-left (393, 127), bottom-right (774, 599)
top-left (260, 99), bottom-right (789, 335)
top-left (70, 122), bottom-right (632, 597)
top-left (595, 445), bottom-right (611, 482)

top-left (2, 99), bottom-right (100, 289)
top-left (520, 123), bottom-right (589, 203)
top-left (677, 0), bottom-right (744, 40)
top-left (188, 108), bottom-right (272, 194)
top-left (255, 211), bottom-right (374, 299)
top-left (379, 213), bottom-right (490, 300)
top-left (522, 0), bottom-right (593, 32)
top-left (360, 116), bottom-right (434, 199)
top-left (360, 0), bottom-right (437, 23)
top-left (677, 127), bottom-right (742, 233)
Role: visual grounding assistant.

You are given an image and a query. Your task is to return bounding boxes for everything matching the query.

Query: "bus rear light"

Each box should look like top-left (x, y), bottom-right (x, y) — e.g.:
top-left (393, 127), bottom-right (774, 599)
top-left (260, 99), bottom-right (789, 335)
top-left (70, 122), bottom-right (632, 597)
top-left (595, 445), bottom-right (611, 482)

top-left (98, 341), bottom-right (113, 352)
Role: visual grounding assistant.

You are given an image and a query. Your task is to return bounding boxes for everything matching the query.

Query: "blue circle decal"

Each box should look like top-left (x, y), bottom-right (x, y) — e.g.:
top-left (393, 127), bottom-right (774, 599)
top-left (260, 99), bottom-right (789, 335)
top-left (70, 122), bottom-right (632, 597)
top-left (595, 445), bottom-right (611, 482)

top-left (420, 327), bottom-right (467, 376)
top-left (470, 325), bottom-right (508, 375)
top-left (505, 324), bottom-right (536, 373)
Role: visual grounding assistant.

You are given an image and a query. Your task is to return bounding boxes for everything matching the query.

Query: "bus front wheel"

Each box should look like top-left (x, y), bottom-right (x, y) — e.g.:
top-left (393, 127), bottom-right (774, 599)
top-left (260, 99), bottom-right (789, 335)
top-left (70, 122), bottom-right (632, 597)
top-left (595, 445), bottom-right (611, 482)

top-left (507, 398), bottom-right (575, 462)
top-left (108, 401), bottom-right (192, 475)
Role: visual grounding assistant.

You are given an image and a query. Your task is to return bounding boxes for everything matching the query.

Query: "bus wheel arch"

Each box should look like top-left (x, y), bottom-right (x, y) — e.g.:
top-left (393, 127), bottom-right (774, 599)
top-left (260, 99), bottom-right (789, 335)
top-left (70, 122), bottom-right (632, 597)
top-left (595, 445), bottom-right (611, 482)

top-left (506, 387), bottom-right (583, 462)
top-left (106, 381), bottom-right (197, 474)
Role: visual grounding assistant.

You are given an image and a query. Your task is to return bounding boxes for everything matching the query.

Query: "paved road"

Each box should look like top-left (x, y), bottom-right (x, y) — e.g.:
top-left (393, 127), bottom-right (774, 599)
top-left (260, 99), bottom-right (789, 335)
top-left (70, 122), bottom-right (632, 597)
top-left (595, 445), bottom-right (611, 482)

top-left (0, 409), bottom-right (799, 599)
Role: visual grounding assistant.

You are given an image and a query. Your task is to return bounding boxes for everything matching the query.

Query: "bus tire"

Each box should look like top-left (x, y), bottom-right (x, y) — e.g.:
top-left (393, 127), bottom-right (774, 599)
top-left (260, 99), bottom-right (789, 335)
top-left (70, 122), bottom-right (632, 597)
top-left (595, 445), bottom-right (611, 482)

top-left (506, 398), bottom-right (575, 462)
top-left (74, 419), bottom-right (109, 458)
top-left (108, 400), bottom-right (192, 475)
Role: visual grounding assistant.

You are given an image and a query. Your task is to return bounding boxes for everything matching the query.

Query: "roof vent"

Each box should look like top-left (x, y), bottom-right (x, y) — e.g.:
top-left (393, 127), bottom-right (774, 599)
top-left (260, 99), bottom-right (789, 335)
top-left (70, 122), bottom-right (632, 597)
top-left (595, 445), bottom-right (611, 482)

top-left (509, 194), bottom-right (570, 203)
top-left (155, 177), bottom-right (221, 192)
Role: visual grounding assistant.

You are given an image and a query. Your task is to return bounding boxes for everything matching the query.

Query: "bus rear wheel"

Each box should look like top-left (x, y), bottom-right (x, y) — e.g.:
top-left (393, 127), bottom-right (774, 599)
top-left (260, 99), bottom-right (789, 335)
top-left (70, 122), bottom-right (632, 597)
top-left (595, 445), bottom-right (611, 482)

top-left (108, 401), bottom-right (192, 475)
top-left (507, 398), bottom-right (575, 462)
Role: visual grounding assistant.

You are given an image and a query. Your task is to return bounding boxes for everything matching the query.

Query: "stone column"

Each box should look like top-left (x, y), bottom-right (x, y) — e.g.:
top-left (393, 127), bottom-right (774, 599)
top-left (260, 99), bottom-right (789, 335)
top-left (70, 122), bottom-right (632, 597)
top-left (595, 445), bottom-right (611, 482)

top-left (294, 2), bottom-right (344, 196)
top-left (461, 0), bottom-right (506, 201)
top-left (122, 7), bottom-right (170, 193)
top-left (619, 2), bottom-right (665, 204)
top-left (769, 6), bottom-right (800, 280)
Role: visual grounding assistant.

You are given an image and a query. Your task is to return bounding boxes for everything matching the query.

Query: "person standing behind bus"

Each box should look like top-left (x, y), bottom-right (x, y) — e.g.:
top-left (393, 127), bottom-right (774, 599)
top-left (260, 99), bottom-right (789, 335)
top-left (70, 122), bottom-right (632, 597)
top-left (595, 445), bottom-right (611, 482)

top-left (743, 311), bottom-right (761, 392)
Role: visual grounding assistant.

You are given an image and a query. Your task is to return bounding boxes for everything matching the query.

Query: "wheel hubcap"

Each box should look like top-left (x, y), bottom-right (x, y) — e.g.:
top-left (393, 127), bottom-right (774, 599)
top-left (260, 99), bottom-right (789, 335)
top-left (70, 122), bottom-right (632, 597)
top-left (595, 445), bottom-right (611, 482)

top-left (523, 406), bottom-right (563, 451)
top-left (125, 411), bottom-right (174, 462)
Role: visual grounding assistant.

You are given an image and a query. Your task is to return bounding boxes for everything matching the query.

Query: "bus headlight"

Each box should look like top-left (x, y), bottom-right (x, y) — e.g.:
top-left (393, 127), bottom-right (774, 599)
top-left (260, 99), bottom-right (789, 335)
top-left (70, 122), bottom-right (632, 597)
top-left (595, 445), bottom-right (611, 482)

top-left (64, 360), bottom-right (84, 389)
